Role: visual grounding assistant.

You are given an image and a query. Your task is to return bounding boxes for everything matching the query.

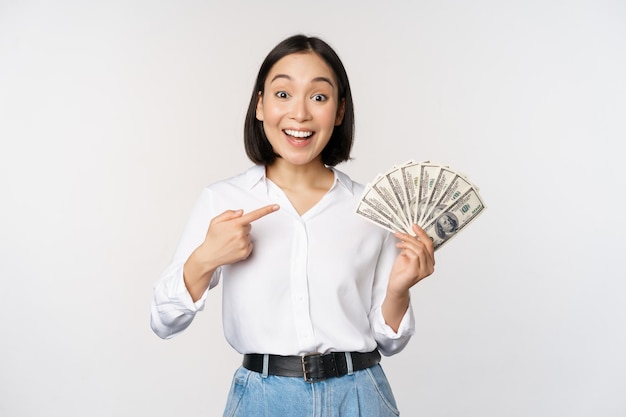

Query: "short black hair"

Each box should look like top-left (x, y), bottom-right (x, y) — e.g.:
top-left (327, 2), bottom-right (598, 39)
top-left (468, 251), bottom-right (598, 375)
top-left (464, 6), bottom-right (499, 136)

top-left (244, 34), bottom-right (354, 166)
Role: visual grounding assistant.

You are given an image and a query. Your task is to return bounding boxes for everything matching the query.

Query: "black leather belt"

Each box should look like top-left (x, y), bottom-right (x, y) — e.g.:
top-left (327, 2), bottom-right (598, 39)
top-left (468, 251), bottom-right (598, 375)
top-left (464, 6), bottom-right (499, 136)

top-left (242, 349), bottom-right (381, 383)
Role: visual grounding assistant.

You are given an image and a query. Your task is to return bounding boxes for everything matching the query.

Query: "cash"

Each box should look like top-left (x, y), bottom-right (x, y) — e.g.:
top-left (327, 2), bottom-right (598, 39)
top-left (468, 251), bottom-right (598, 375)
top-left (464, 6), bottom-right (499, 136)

top-left (355, 161), bottom-right (486, 251)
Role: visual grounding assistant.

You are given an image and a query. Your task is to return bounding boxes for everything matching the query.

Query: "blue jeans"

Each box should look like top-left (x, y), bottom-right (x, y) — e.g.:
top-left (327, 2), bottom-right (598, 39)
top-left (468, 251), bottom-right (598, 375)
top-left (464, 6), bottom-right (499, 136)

top-left (222, 364), bottom-right (400, 417)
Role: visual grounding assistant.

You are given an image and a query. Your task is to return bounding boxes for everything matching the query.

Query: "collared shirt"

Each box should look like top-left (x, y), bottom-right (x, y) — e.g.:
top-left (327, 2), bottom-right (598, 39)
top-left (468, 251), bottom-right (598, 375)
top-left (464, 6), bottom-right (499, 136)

top-left (151, 165), bottom-right (415, 356)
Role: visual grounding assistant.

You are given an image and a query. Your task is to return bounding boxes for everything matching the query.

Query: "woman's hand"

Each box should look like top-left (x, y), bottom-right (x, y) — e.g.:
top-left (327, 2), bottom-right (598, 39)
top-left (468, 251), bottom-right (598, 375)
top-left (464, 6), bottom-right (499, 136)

top-left (184, 204), bottom-right (279, 301)
top-left (389, 224), bottom-right (435, 293)
top-left (201, 204), bottom-right (280, 267)
top-left (382, 224), bottom-right (435, 331)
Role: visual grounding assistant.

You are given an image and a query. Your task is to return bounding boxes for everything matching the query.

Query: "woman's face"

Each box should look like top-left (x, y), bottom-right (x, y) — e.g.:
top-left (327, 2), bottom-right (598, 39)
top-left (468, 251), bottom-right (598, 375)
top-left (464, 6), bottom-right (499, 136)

top-left (256, 52), bottom-right (344, 168)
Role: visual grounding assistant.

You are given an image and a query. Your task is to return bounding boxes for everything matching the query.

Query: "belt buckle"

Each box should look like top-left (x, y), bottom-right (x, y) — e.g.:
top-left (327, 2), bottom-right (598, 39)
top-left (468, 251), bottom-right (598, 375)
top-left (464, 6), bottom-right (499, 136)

top-left (301, 352), bottom-right (324, 383)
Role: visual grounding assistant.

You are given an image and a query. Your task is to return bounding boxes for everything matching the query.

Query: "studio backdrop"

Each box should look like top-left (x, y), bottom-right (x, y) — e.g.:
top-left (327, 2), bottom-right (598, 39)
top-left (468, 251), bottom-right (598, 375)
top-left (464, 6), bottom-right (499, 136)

top-left (1, 1), bottom-right (625, 416)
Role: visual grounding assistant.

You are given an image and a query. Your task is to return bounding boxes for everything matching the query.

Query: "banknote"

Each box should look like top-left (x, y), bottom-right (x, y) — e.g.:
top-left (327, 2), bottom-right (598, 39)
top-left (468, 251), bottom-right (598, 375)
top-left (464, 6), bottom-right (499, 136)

top-left (399, 160), bottom-right (431, 226)
top-left (420, 171), bottom-right (474, 225)
top-left (415, 163), bottom-right (444, 225)
top-left (422, 186), bottom-right (486, 250)
top-left (355, 200), bottom-right (404, 233)
top-left (400, 162), bottom-right (421, 226)
top-left (355, 160), bottom-right (486, 251)
top-left (384, 163), bottom-right (413, 227)
top-left (357, 182), bottom-right (409, 232)
top-left (370, 174), bottom-right (411, 230)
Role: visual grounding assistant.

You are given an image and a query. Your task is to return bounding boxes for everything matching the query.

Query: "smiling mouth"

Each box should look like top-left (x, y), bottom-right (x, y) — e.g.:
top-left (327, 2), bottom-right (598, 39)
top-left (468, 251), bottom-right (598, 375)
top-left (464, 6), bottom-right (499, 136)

top-left (284, 129), bottom-right (314, 139)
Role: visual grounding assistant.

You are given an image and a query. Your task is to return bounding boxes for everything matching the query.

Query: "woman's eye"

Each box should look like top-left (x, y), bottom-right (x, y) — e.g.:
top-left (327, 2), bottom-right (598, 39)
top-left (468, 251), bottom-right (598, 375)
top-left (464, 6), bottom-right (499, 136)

top-left (312, 94), bottom-right (327, 102)
top-left (276, 91), bottom-right (289, 99)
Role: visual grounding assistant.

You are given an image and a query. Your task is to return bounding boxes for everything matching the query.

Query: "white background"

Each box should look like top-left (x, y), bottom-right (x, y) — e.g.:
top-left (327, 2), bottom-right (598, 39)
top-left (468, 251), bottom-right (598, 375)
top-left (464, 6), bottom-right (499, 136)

top-left (1, 1), bottom-right (625, 416)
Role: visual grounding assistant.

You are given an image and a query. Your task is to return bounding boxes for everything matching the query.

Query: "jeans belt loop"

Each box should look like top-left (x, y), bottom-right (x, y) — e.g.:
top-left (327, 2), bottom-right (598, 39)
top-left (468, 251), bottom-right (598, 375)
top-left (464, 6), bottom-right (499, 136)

top-left (262, 353), bottom-right (269, 378)
top-left (344, 351), bottom-right (354, 375)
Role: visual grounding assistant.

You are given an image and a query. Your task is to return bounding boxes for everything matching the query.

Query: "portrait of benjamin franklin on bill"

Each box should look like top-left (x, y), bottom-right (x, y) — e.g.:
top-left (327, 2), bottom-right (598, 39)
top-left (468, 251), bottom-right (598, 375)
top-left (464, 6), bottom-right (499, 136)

top-left (435, 212), bottom-right (459, 240)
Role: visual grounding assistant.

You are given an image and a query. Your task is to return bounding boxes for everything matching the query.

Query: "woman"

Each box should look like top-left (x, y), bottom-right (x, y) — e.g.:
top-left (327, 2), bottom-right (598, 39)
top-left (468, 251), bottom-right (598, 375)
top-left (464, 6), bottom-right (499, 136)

top-left (151, 34), bottom-right (435, 417)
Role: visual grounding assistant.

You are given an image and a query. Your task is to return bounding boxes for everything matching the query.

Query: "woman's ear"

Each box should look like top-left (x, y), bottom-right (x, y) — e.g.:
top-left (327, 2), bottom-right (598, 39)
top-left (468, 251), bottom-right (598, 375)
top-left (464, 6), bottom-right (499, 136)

top-left (335, 98), bottom-right (345, 126)
top-left (255, 92), bottom-right (264, 121)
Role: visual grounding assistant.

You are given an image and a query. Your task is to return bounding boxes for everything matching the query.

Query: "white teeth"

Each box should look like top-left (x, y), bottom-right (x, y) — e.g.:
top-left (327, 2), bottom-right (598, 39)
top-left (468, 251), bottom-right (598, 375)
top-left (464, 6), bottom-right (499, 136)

top-left (284, 129), bottom-right (313, 138)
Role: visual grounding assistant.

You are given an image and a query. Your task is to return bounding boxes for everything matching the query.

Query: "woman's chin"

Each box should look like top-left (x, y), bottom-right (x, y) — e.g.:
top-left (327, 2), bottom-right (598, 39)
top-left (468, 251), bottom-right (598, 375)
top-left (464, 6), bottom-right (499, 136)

top-left (275, 153), bottom-right (322, 167)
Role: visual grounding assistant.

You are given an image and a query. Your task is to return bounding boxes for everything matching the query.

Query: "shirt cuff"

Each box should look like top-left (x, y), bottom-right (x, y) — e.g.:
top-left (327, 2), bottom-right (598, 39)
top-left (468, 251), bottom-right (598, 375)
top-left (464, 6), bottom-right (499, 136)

top-left (374, 302), bottom-right (416, 339)
top-left (159, 264), bottom-right (208, 313)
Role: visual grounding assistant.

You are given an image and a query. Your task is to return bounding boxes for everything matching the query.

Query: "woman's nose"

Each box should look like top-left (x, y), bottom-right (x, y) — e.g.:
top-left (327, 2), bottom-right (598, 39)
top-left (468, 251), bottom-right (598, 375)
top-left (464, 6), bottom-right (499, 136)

top-left (290, 97), bottom-right (312, 121)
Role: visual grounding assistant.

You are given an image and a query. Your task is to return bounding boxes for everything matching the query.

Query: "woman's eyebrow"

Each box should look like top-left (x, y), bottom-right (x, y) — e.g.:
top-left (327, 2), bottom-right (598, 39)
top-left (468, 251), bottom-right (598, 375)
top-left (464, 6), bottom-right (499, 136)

top-left (270, 74), bottom-right (335, 89)
top-left (312, 76), bottom-right (335, 88)
top-left (270, 74), bottom-right (291, 83)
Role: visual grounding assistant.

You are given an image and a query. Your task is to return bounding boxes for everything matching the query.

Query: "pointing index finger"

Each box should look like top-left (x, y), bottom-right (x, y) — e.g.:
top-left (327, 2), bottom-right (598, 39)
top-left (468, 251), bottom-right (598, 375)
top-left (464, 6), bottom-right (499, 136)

top-left (239, 204), bottom-right (280, 224)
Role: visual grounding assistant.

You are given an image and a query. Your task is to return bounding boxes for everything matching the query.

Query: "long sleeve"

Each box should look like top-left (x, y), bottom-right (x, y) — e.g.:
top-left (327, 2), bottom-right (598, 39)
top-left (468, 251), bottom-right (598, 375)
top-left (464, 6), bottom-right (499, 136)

top-left (368, 232), bottom-right (416, 356)
top-left (150, 189), bottom-right (219, 339)
top-left (150, 264), bottom-right (209, 339)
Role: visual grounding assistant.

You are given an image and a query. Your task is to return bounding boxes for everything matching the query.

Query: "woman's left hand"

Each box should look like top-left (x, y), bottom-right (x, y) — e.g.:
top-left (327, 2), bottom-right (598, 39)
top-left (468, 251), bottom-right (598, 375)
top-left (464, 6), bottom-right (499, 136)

top-left (388, 224), bottom-right (435, 294)
top-left (381, 224), bottom-right (435, 332)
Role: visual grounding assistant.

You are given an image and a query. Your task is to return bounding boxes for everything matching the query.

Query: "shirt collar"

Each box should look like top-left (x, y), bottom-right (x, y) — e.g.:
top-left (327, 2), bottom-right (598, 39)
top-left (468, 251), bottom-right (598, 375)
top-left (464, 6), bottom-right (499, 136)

top-left (243, 165), bottom-right (267, 190)
top-left (242, 164), bottom-right (355, 196)
top-left (329, 166), bottom-right (355, 196)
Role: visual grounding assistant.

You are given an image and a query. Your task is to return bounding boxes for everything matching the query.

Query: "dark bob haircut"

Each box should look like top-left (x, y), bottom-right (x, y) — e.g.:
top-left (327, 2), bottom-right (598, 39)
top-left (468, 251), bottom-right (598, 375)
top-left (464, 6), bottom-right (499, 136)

top-left (244, 34), bottom-right (355, 166)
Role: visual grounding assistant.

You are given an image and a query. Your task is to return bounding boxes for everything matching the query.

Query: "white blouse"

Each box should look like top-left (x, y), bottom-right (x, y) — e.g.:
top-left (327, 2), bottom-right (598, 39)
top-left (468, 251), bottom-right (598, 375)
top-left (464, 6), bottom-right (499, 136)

top-left (150, 165), bottom-right (415, 356)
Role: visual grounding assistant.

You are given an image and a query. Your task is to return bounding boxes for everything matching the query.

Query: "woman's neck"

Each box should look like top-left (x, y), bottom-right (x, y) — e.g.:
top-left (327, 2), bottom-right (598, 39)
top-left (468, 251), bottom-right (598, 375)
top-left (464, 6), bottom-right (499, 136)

top-left (265, 159), bottom-right (335, 216)
top-left (265, 159), bottom-right (334, 191)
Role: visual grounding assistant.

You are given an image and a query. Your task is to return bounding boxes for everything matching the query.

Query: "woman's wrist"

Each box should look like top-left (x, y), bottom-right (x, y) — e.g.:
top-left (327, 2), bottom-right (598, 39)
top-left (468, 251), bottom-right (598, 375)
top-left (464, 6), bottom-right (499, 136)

top-left (381, 288), bottom-right (410, 332)
top-left (183, 247), bottom-right (218, 301)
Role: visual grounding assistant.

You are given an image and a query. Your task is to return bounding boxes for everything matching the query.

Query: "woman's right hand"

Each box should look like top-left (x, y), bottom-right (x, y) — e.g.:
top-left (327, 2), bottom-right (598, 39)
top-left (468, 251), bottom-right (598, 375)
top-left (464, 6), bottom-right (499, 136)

top-left (201, 204), bottom-right (280, 267)
top-left (183, 204), bottom-right (280, 301)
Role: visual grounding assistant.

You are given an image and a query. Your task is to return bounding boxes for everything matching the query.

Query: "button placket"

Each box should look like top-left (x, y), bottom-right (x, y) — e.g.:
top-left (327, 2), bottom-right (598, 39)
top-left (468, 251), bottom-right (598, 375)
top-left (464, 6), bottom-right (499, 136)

top-left (290, 219), bottom-right (315, 351)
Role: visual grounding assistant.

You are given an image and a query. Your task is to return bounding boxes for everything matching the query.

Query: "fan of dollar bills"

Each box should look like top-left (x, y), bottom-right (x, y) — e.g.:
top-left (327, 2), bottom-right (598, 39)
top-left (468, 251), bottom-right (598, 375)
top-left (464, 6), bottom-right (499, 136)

top-left (355, 161), bottom-right (486, 251)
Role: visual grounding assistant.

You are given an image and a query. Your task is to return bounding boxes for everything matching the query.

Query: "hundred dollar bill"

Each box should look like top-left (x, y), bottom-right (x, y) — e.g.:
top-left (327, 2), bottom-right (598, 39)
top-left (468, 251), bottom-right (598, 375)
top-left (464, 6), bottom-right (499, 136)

top-left (370, 175), bottom-right (411, 230)
top-left (357, 183), bottom-right (410, 233)
top-left (415, 163), bottom-right (443, 225)
top-left (400, 161), bottom-right (425, 228)
top-left (355, 200), bottom-right (404, 233)
top-left (419, 166), bottom-right (472, 225)
top-left (421, 171), bottom-right (474, 225)
top-left (384, 163), bottom-right (414, 227)
top-left (422, 187), bottom-right (486, 251)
